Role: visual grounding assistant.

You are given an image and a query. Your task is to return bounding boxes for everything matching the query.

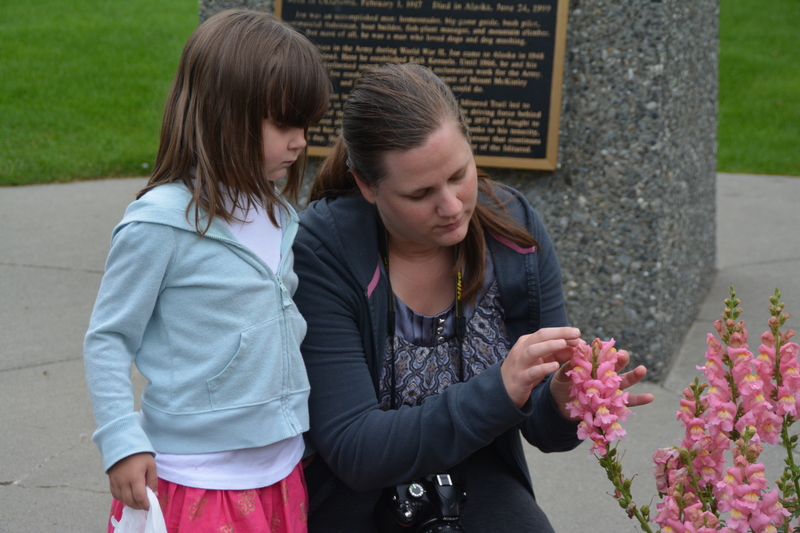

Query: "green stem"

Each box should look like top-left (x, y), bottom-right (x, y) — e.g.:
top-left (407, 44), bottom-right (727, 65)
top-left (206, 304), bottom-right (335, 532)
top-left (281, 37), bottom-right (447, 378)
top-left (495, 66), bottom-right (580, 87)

top-left (599, 452), bottom-right (654, 533)
top-left (781, 419), bottom-right (800, 505)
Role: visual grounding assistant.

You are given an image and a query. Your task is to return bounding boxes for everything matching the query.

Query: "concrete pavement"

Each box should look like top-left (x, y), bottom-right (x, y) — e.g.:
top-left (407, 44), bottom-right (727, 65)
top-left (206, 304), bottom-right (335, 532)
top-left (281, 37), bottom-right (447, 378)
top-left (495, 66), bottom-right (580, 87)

top-left (1, 173), bottom-right (799, 531)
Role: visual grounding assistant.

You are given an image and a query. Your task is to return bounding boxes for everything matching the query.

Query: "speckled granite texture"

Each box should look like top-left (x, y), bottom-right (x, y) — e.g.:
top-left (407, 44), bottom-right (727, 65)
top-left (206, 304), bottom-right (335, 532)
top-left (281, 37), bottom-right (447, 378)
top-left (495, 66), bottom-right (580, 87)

top-left (200, 0), bottom-right (719, 380)
top-left (514, 0), bottom-right (719, 380)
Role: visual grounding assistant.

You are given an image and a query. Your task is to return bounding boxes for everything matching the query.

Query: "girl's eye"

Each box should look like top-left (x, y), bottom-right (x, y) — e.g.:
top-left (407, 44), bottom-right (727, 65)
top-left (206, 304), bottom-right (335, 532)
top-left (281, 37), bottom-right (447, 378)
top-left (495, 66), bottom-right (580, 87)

top-left (408, 190), bottom-right (428, 200)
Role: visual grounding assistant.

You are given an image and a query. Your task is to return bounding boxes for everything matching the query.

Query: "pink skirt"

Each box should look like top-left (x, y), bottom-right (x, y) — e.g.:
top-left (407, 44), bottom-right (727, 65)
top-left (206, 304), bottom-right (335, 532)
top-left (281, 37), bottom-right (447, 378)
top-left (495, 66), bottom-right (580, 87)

top-left (108, 463), bottom-right (308, 533)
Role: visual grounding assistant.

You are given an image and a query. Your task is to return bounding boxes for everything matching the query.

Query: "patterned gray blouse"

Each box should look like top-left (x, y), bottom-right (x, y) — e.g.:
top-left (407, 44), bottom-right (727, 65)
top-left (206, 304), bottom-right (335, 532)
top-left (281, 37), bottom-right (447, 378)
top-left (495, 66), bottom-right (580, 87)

top-left (378, 258), bottom-right (512, 410)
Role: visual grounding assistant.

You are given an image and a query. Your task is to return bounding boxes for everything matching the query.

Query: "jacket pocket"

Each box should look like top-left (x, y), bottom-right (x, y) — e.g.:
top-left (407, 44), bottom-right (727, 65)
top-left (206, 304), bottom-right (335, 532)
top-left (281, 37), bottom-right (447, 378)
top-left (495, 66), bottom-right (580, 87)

top-left (207, 318), bottom-right (283, 410)
top-left (283, 304), bottom-right (310, 393)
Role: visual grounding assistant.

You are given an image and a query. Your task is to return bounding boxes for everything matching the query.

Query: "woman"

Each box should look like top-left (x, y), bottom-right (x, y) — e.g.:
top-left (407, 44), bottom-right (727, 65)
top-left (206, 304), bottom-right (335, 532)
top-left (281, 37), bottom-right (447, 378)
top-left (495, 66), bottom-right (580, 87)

top-left (292, 63), bottom-right (653, 531)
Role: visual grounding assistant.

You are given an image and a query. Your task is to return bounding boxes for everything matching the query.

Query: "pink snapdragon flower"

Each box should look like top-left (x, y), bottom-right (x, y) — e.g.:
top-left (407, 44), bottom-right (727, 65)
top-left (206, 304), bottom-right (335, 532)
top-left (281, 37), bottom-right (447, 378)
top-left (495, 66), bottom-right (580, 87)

top-left (738, 371), bottom-right (764, 397)
top-left (779, 341), bottom-right (800, 393)
top-left (755, 412), bottom-right (782, 445)
top-left (682, 503), bottom-right (721, 532)
top-left (566, 338), bottom-right (630, 456)
top-left (706, 401), bottom-right (737, 435)
top-left (744, 462), bottom-right (768, 491)
top-left (691, 444), bottom-right (726, 483)
top-left (702, 334), bottom-right (729, 390)
top-left (776, 385), bottom-right (798, 418)
top-left (734, 482), bottom-right (763, 511)
top-left (724, 506), bottom-right (751, 533)
top-left (757, 489), bottom-right (790, 526)
top-left (714, 467), bottom-right (742, 512)
top-left (677, 397), bottom-right (698, 424)
top-left (653, 447), bottom-right (682, 494)
top-left (684, 417), bottom-right (707, 443)
top-left (654, 495), bottom-right (682, 530)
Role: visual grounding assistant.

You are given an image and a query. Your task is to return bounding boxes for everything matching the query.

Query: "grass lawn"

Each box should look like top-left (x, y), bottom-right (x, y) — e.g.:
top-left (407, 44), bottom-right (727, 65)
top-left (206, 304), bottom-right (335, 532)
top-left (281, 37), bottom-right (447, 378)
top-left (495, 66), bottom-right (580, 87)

top-left (0, 0), bottom-right (197, 185)
top-left (0, 0), bottom-right (797, 185)
top-left (718, 0), bottom-right (800, 176)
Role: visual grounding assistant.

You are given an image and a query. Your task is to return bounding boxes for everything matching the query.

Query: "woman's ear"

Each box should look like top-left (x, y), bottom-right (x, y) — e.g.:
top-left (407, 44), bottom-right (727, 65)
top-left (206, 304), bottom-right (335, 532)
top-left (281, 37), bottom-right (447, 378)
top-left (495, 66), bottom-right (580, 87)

top-left (352, 171), bottom-right (377, 204)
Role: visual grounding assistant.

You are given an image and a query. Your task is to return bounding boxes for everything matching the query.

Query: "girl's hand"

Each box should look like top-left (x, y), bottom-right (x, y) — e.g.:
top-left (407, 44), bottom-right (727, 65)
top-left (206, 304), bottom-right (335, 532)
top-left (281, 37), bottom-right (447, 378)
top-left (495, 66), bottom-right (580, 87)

top-left (108, 453), bottom-right (158, 510)
top-left (550, 350), bottom-right (655, 420)
top-left (501, 327), bottom-right (583, 409)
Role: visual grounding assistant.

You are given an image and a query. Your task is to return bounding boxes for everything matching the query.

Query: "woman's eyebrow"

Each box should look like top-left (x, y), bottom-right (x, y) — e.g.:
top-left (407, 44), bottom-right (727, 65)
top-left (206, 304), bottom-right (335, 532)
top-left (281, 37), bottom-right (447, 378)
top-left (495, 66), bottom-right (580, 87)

top-left (401, 164), bottom-right (469, 195)
top-left (404, 185), bottom-right (430, 196)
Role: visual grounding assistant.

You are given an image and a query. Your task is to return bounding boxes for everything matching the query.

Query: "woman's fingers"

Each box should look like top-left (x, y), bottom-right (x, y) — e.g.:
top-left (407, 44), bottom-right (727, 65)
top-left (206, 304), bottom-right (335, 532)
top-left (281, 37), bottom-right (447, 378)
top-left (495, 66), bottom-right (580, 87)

top-left (627, 392), bottom-right (655, 408)
top-left (619, 365), bottom-right (655, 407)
top-left (523, 360), bottom-right (561, 385)
top-left (526, 327), bottom-right (582, 345)
top-left (619, 364), bottom-right (646, 389)
top-left (502, 328), bottom-right (582, 408)
top-left (516, 329), bottom-right (582, 368)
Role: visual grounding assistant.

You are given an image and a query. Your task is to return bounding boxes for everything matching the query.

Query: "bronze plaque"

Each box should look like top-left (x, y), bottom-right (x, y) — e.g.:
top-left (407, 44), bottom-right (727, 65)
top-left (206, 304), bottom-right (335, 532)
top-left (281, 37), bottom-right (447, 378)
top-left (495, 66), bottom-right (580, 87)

top-left (276, 0), bottom-right (568, 170)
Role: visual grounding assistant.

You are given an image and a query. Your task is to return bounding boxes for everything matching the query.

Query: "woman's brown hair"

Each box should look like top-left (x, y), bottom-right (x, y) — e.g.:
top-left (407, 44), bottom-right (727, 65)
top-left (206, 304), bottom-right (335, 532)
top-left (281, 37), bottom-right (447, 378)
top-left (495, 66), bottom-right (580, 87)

top-left (141, 10), bottom-right (331, 232)
top-left (309, 63), bottom-right (537, 303)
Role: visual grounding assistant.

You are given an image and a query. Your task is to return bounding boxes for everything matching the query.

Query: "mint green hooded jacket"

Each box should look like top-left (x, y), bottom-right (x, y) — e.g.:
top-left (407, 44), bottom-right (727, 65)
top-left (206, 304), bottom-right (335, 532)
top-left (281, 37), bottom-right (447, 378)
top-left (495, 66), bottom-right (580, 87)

top-left (84, 183), bottom-right (310, 472)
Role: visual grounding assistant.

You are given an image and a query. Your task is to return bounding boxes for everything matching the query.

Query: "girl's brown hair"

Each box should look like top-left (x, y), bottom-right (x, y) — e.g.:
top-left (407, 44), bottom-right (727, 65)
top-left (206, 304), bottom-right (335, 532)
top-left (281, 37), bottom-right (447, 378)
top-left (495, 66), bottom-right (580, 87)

top-left (141, 10), bottom-right (331, 232)
top-left (309, 63), bottom-right (537, 303)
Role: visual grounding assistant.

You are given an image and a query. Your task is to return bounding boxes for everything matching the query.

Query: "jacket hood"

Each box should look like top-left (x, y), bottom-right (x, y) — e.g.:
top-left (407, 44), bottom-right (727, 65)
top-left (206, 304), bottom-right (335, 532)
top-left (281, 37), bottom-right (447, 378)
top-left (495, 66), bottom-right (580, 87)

top-left (115, 183), bottom-right (299, 242)
top-left (299, 193), bottom-right (382, 291)
top-left (113, 183), bottom-right (237, 242)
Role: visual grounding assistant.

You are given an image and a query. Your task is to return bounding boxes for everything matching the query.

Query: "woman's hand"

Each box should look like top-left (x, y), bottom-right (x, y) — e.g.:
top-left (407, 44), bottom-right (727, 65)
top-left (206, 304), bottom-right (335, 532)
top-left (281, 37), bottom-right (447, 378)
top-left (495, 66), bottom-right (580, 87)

top-left (550, 350), bottom-right (655, 420)
top-left (501, 327), bottom-right (583, 409)
top-left (108, 452), bottom-right (158, 510)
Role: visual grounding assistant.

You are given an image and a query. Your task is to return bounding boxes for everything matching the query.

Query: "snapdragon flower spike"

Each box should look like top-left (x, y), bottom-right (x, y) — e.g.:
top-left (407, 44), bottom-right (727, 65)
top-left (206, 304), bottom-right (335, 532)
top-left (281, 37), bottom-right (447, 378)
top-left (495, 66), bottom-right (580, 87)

top-left (591, 288), bottom-right (800, 532)
top-left (701, 334), bottom-right (732, 394)
top-left (655, 290), bottom-right (789, 529)
top-left (566, 338), bottom-right (630, 456)
top-left (778, 340), bottom-right (800, 395)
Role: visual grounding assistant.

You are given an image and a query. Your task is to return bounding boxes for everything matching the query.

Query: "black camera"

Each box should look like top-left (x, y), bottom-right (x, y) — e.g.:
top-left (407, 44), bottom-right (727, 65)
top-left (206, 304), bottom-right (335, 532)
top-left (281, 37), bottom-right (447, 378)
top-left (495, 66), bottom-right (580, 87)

top-left (373, 473), bottom-right (467, 533)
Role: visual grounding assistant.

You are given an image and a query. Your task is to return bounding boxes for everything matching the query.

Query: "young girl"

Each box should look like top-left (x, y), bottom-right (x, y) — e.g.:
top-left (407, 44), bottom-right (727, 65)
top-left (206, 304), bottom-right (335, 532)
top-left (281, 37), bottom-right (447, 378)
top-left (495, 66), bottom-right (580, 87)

top-left (84, 10), bottom-right (330, 532)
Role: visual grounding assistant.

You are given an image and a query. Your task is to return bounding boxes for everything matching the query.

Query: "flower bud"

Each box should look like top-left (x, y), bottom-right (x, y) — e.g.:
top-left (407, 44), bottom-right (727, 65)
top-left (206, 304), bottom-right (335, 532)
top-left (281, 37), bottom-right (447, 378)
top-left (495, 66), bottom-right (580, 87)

top-left (747, 442), bottom-right (763, 462)
top-left (728, 333), bottom-right (742, 347)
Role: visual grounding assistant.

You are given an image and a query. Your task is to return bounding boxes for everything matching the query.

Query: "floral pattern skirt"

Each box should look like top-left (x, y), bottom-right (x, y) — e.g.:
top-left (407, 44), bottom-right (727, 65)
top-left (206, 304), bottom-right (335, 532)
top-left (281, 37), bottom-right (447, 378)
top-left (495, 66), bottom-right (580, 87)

top-left (107, 463), bottom-right (308, 533)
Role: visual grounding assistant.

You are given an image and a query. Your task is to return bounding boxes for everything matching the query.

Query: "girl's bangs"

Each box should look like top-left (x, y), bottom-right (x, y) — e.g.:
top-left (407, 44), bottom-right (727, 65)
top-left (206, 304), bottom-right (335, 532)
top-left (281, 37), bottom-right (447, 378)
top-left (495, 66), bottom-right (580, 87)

top-left (267, 47), bottom-right (331, 128)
